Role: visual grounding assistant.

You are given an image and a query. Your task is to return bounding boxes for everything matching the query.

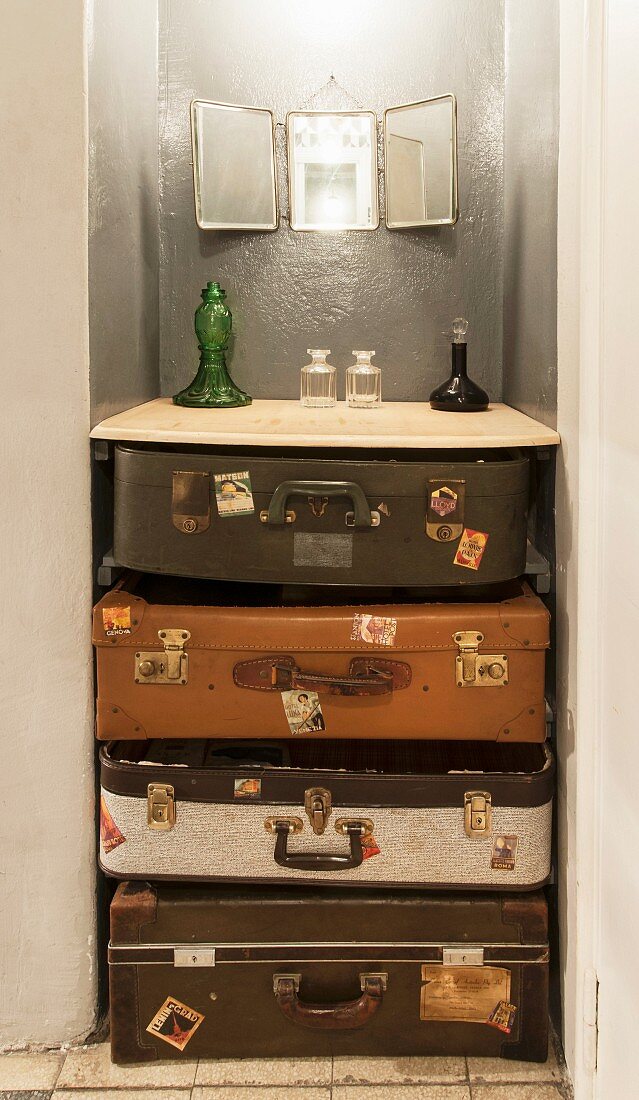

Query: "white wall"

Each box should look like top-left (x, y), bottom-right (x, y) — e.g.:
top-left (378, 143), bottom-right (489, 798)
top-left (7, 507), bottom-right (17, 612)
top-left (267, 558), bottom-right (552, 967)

top-left (0, 0), bottom-right (96, 1046)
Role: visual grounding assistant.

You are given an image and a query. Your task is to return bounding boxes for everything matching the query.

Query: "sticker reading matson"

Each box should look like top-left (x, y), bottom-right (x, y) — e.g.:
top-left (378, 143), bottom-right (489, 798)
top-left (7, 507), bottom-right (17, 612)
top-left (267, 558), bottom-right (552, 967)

top-left (214, 471), bottom-right (254, 516)
top-left (146, 997), bottom-right (205, 1051)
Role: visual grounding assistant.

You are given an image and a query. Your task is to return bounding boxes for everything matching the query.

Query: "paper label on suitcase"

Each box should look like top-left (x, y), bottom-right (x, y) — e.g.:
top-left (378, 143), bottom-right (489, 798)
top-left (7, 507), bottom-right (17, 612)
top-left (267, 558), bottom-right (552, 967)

top-left (351, 613), bottom-right (397, 646)
top-left (420, 965), bottom-right (511, 1022)
top-left (426, 479), bottom-right (465, 542)
top-left (487, 1000), bottom-right (518, 1033)
top-left (361, 834), bottom-right (381, 859)
top-left (234, 777), bottom-right (262, 798)
top-left (491, 835), bottom-right (518, 870)
top-left (453, 528), bottom-right (489, 570)
top-left (102, 605), bottom-right (132, 635)
top-left (99, 796), bottom-right (126, 853)
top-left (214, 471), bottom-right (254, 516)
top-left (146, 996), bottom-right (204, 1050)
top-left (281, 690), bottom-right (326, 734)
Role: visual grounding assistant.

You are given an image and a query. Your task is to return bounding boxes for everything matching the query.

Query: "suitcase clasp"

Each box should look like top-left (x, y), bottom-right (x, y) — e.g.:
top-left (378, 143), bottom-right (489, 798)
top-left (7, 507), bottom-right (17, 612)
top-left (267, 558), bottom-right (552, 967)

top-left (135, 629), bottom-right (190, 685)
top-left (454, 631), bottom-right (508, 688)
top-left (304, 787), bottom-right (332, 835)
top-left (147, 783), bottom-right (175, 830)
top-left (464, 791), bottom-right (492, 837)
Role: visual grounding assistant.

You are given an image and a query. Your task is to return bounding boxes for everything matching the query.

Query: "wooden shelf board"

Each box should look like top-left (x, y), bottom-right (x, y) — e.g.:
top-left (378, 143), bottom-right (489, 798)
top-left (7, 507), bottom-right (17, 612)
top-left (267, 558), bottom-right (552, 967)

top-left (90, 397), bottom-right (560, 449)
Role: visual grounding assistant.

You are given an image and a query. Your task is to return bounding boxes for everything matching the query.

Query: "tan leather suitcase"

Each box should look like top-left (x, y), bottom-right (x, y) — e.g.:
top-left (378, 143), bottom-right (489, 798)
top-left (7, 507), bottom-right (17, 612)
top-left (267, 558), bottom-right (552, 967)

top-left (94, 574), bottom-right (549, 742)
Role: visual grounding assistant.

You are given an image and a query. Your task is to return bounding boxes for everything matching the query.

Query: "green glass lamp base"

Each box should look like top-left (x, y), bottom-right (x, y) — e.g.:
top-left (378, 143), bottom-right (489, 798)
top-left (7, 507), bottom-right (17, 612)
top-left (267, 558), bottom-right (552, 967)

top-left (173, 352), bottom-right (252, 409)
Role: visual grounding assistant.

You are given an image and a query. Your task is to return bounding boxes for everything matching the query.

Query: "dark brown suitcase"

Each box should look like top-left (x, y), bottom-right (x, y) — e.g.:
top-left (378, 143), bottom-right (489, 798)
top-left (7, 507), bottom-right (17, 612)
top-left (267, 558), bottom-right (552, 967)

top-left (113, 443), bottom-right (530, 586)
top-left (109, 881), bottom-right (549, 1062)
top-left (93, 573), bottom-right (549, 742)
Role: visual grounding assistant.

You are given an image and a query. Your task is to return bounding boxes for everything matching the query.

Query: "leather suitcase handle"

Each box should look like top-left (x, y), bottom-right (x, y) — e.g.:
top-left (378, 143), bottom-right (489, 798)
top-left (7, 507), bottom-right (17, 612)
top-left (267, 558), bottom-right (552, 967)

top-left (274, 973), bottom-right (385, 1029)
top-left (263, 479), bottom-right (374, 527)
top-left (234, 656), bottom-right (412, 695)
top-left (272, 820), bottom-right (365, 871)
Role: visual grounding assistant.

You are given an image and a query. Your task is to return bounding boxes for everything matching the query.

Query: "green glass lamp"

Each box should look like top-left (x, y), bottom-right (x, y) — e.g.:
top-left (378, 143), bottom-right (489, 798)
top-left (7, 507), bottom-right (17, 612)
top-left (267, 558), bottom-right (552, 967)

top-left (173, 281), bottom-right (252, 408)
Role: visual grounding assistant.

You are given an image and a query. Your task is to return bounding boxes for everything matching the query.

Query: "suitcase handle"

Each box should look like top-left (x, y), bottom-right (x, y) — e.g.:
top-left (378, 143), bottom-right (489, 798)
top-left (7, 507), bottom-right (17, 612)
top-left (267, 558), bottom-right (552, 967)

top-left (234, 656), bottom-right (411, 695)
top-left (273, 972), bottom-right (386, 1030)
top-left (262, 480), bottom-right (374, 527)
top-left (271, 819), bottom-right (366, 871)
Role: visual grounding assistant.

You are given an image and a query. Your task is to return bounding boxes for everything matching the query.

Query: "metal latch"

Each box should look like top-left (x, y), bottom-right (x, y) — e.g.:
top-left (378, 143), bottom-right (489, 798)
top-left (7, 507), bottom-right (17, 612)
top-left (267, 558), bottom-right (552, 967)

top-left (135, 629), bottom-right (191, 685)
top-left (174, 948), bottom-right (215, 967)
top-left (308, 495), bottom-right (328, 517)
top-left (454, 631), bottom-right (508, 687)
top-left (304, 787), bottom-right (332, 835)
top-left (464, 791), bottom-right (492, 837)
top-left (147, 783), bottom-right (175, 830)
top-left (443, 947), bottom-right (485, 966)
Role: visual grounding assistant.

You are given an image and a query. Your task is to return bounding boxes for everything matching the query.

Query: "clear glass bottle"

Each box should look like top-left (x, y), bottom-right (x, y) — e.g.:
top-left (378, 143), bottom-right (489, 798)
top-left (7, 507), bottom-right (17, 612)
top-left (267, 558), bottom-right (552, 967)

top-left (346, 350), bottom-right (381, 408)
top-left (300, 349), bottom-right (336, 408)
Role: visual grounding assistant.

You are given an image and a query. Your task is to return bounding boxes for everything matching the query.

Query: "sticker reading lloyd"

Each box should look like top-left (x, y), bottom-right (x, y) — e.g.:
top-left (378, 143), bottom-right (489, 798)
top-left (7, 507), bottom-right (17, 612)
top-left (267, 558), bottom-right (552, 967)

top-left (351, 613), bottom-right (397, 646)
top-left (491, 835), bottom-right (518, 871)
top-left (102, 605), bottom-right (131, 636)
top-left (214, 471), bottom-right (254, 516)
top-left (99, 796), bottom-right (126, 853)
top-left (281, 690), bottom-right (325, 734)
top-left (453, 528), bottom-right (489, 571)
top-left (430, 485), bottom-right (458, 516)
top-left (146, 996), bottom-right (204, 1051)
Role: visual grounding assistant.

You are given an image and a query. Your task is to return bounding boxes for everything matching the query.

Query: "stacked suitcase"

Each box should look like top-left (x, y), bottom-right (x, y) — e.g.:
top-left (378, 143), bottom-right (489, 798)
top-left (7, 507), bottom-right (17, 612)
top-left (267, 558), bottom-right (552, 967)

top-left (95, 442), bottom-right (553, 1063)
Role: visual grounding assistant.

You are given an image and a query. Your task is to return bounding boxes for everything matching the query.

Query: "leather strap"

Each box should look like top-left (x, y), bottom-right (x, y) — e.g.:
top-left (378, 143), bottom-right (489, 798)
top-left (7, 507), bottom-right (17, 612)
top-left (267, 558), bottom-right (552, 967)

top-left (274, 974), bottom-right (385, 1030)
top-left (233, 655), bottom-right (412, 695)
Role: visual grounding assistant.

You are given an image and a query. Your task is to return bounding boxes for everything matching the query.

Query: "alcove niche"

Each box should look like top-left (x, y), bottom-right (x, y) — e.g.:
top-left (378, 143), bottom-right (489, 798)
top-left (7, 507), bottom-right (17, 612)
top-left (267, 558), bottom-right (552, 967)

top-left (89, 0), bottom-right (562, 1041)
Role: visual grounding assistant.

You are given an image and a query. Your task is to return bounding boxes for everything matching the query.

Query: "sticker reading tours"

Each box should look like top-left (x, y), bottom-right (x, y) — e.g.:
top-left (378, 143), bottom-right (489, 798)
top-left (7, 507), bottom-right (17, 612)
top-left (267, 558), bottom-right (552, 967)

top-left (146, 997), bottom-right (205, 1052)
top-left (213, 471), bottom-right (254, 516)
top-left (453, 528), bottom-right (489, 571)
top-left (351, 613), bottom-right (397, 646)
top-left (233, 777), bottom-right (262, 799)
top-left (487, 1000), bottom-right (518, 1034)
top-left (491, 835), bottom-right (518, 871)
top-left (281, 690), bottom-right (326, 735)
top-left (102, 605), bottom-right (132, 636)
top-left (99, 796), bottom-right (126, 853)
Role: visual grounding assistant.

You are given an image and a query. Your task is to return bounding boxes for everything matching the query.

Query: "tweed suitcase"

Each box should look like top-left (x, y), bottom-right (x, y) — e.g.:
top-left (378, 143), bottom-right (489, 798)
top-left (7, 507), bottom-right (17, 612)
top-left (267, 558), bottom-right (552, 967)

top-left (99, 739), bottom-right (554, 889)
top-left (109, 881), bottom-right (549, 1062)
top-left (113, 442), bottom-right (529, 587)
top-left (93, 574), bottom-right (549, 742)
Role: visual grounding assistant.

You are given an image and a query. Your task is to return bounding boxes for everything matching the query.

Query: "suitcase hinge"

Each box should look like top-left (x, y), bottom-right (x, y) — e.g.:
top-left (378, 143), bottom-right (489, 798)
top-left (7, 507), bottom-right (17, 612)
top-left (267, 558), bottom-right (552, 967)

top-left (454, 631), bottom-right (508, 688)
top-left (135, 629), bottom-right (191, 685)
top-left (304, 787), bottom-right (332, 835)
top-left (147, 783), bottom-right (175, 830)
top-left (464, 791), bottom-right (492, 837)
top-left (443, 947), bottom-right (485, 966)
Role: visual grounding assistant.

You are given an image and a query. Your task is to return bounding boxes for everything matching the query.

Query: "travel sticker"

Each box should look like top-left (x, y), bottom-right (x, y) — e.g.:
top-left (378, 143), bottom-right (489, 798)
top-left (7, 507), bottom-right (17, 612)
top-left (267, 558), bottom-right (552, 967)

top-left (146, 996), bottom-right (205, 1051)
top-left (351, 613), bottom-right (397, 646)
top-left (453, 528), bottom-right (489, 570)
top-left (281, 690), bottom-right (326, 734)
top-left (487, 1000), bottom-right (518, 1034)
top-left (426, 479), bottom-right (465, 542)
top-left (214, 471), bottom-right (254, 516)
top-left (430, 485), bottom-right (459, 517)
top-left (491, 835), bottom-right (518, 871)
top-left (234, 777), bottom-right (262, 799)
top-left (420, 965), bottom-right (511, 1023)
top-left (102, 605), bottom-right (131, 636)
top-left (99, 796), bottom-right (126, 853)
top-left (361, 834), bottom-right (381, 860)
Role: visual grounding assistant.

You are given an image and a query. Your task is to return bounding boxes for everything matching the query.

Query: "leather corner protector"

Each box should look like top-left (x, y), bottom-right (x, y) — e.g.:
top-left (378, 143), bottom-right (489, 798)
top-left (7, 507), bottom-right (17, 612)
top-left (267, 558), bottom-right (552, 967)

top-left (497, 703), bottom-right (546, 743)
top-left (96, 700), bottom-right (147, 740)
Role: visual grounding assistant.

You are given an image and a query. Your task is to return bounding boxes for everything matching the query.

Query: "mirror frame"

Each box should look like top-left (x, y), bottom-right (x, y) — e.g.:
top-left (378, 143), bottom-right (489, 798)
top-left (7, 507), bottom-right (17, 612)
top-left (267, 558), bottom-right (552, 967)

top-left (286, 110), bottom-right (380, 232)
top-left (383, 93), bottom-right (459, 229)
top-left (190, 99), bottom-right (279, 231)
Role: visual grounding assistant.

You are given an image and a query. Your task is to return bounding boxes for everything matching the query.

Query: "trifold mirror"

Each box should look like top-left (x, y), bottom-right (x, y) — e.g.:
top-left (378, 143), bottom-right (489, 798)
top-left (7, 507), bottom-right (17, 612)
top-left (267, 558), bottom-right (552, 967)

top-left (384, 94), bottom-right (458, 227)
top-left (191, 100), bottom-right (278, 230)
top-left (190, 95), bottom-right (457, 232)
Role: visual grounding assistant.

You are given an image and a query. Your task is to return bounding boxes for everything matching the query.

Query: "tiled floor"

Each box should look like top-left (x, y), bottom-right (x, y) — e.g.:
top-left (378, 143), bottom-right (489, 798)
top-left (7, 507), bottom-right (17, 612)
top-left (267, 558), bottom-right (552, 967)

top-left (0, 1036), bottom-right (572, 1099)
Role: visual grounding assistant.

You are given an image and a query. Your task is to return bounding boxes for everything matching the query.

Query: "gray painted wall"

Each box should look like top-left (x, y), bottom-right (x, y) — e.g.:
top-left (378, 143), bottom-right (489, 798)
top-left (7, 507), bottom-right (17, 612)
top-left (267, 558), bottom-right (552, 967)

top-left (89, 0), bottom-right (159, 426)
top-left (159, 0), bottom-right (504, 403)
top-left (502, 1), bottom-right (559, 426)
